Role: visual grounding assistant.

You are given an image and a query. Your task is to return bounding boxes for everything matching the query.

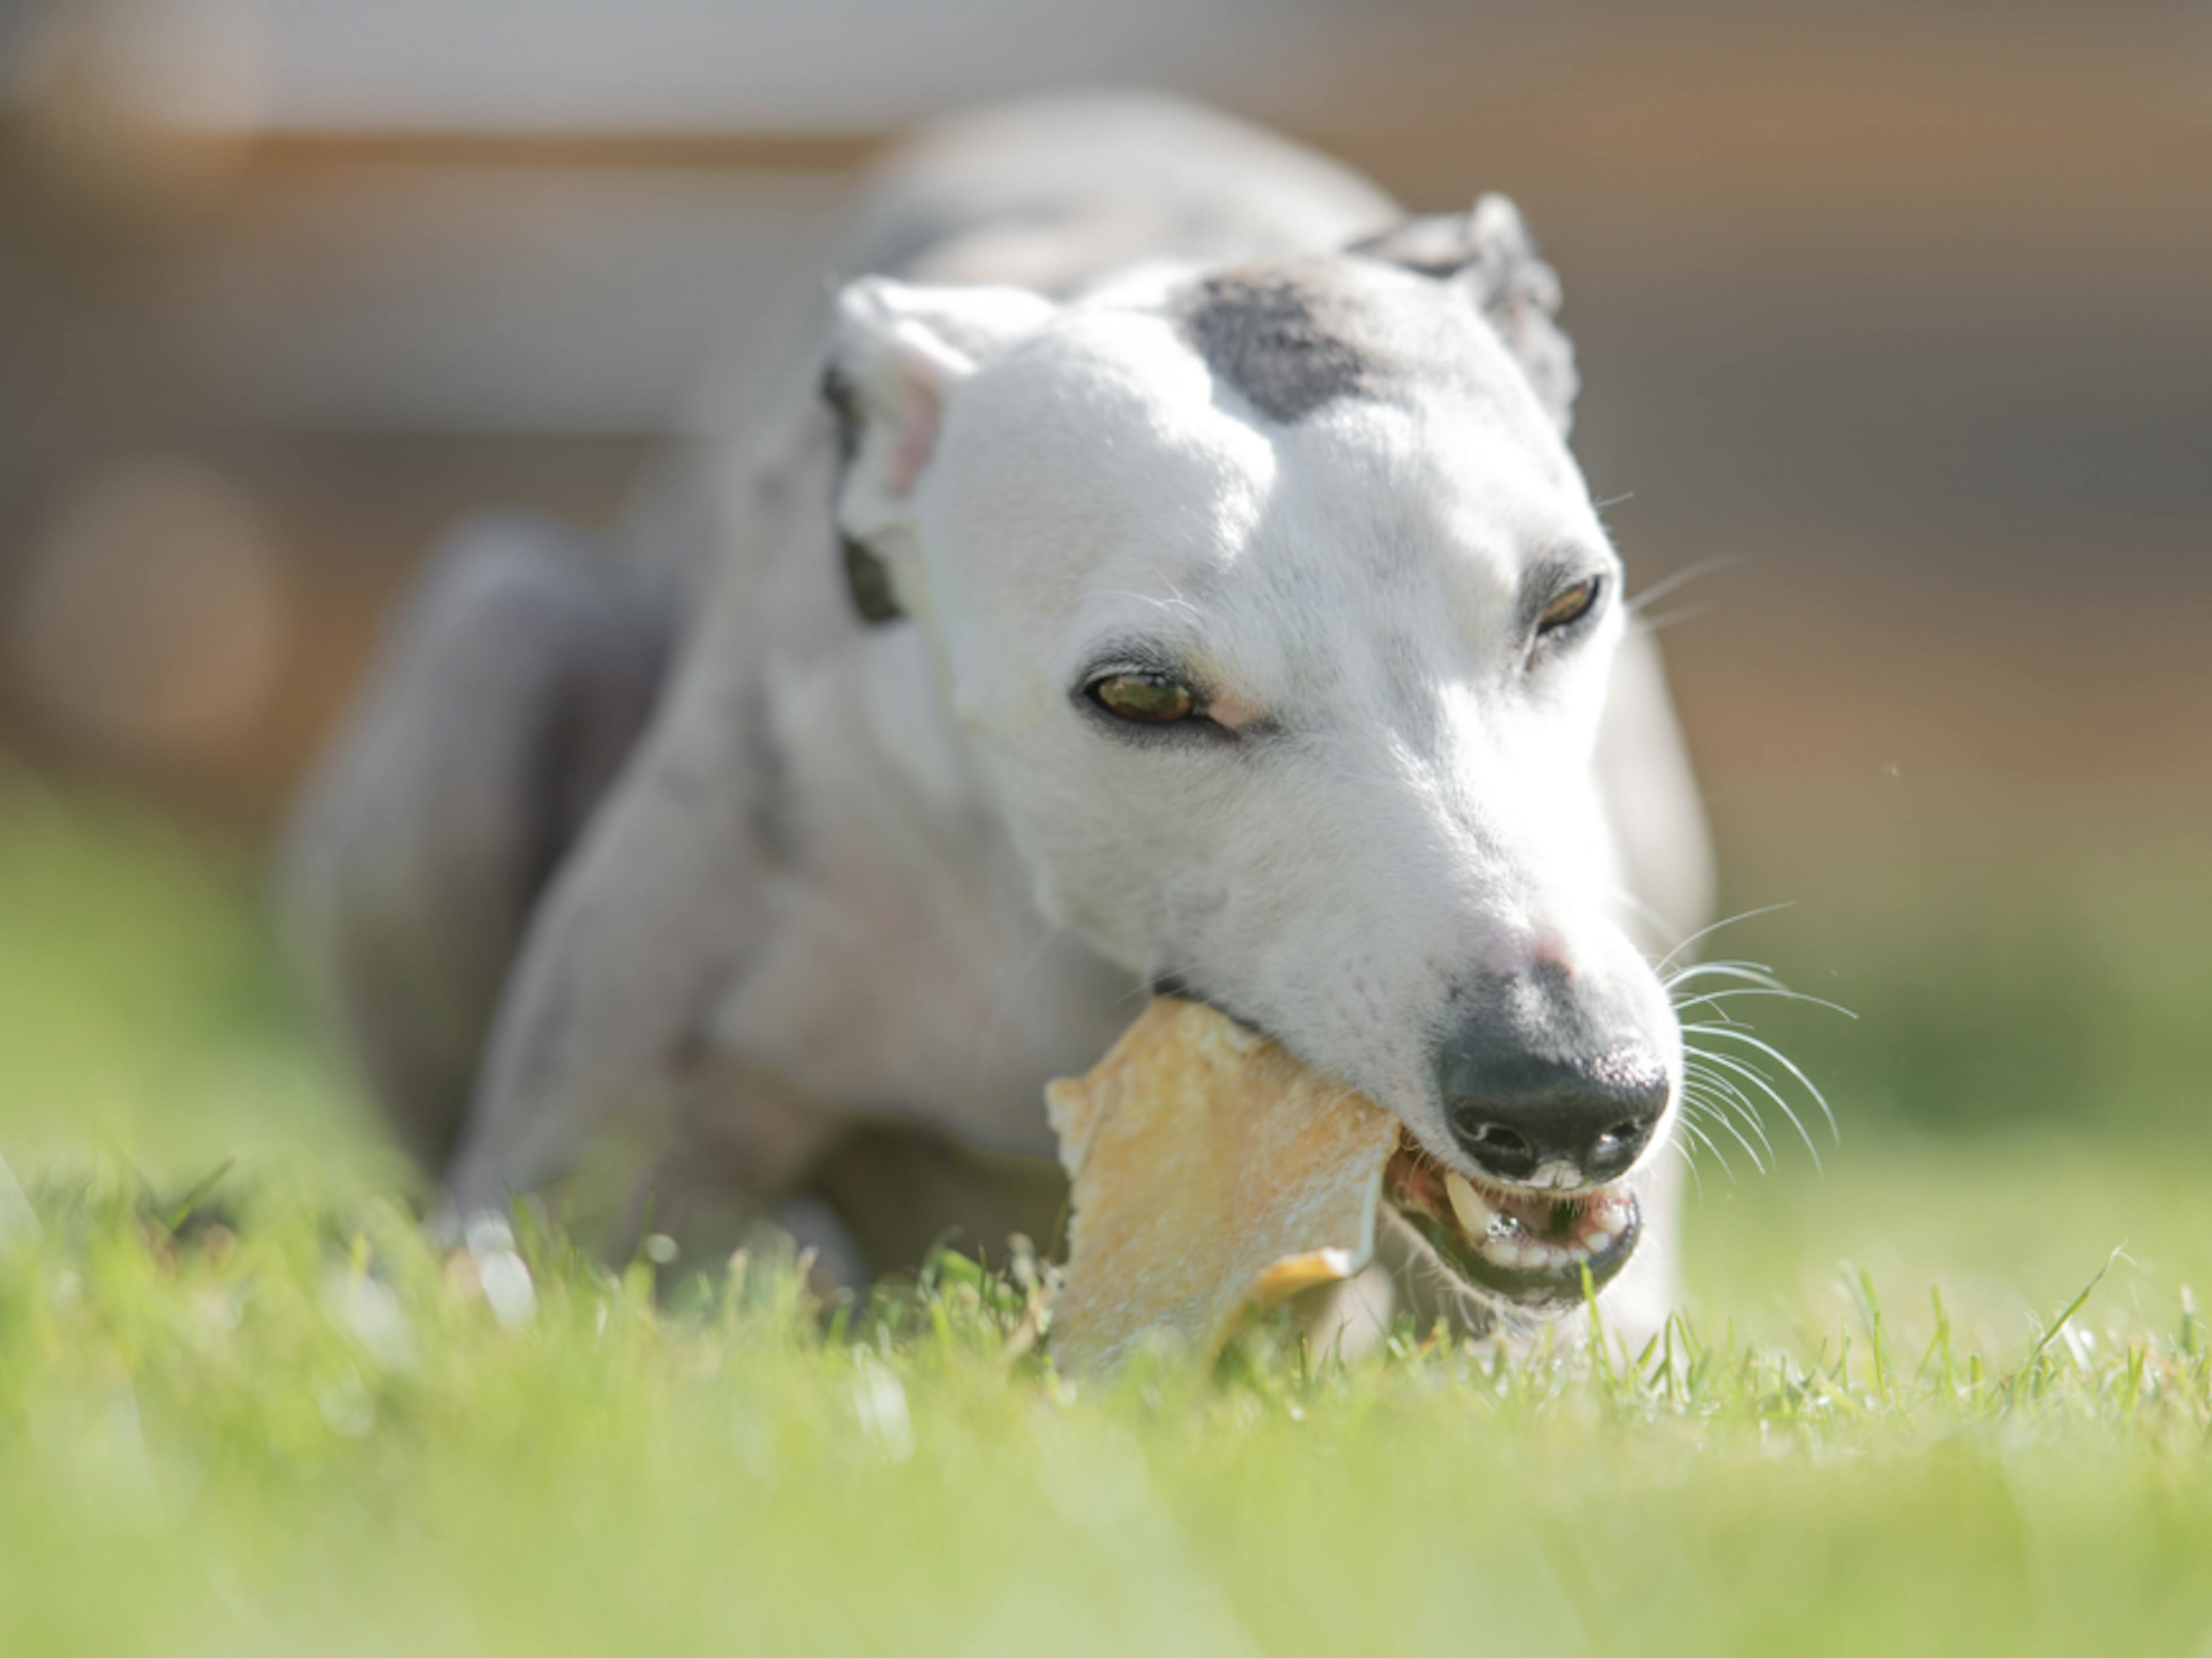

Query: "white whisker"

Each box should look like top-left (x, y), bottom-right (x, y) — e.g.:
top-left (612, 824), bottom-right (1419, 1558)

top-left (1684, 1082), bottom-right (1775, 1171)
top-left (1687, 1047), bottom-right (1826, 1168)
top-left (1684, 1091), bottom-right (1769, 1173)
top-left (1680, 1023), bottom-right (1840, 1143)
top-left (1674, 1114), bottom-right (1737, 1183)
top-left (1627, 555), bottom-right (1740, 615)
top-left (1630, 601), bottom-right (1714, 636)
top-left (1674, 986), bottom-right (1858, 1022)
top-left (1695, 1059), bottom-right (1823, 1177)
top-left (1094, 587), bottom-right (1205, 624)
top-left (1666, 1135), bottom-right (1705, 1198)
top-left (1651, 904), bottom-right (1798, 977)
top-left (1665, 959), bottom-right (1782, 990)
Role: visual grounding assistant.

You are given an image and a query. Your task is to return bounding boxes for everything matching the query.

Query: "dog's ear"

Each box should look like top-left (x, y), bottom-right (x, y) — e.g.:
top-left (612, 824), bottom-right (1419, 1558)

top-left (1350, 194), bottom-right (1578, 435)
top-left (823, 278), bottom-right (1057, 621)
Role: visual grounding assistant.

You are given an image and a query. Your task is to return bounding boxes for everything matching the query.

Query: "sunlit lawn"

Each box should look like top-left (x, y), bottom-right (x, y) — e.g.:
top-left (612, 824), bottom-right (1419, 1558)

top-left (2, 785), bottom-right (2207, 1656)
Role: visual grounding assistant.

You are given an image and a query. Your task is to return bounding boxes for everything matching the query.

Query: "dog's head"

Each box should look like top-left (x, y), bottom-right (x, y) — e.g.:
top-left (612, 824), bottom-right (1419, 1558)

top-left (826, 198), bottom-right (1677, 1310)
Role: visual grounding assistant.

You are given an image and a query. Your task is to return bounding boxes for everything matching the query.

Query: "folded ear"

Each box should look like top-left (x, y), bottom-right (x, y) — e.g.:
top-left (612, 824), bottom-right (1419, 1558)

top-left (821, 279), bottom-right (1058, 620)
top-left (1350, 194), bottom-right (1578, 434)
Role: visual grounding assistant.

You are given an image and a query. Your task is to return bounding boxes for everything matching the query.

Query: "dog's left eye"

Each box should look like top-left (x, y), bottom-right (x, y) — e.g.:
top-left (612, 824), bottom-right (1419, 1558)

top-left (1537, 577), bottom-right (1601, 636)
top-left (1088, 673), bottom-right (1198, 724)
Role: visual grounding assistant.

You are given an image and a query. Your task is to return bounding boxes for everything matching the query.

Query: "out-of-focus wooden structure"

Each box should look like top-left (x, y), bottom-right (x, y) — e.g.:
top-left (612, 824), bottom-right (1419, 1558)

top-left (2, 0), bottom-right (2206, 852)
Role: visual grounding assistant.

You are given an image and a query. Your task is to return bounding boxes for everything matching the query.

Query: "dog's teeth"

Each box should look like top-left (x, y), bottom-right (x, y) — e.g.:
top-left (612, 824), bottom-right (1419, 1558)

top-left (1444, 1171), bottom-right (1493, 1239)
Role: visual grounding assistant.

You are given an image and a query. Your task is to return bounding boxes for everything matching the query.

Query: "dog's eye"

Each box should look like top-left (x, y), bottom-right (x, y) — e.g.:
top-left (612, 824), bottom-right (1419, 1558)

top-left (1537, 577), bottom-right (1601, 636)
top-left (1089, 673), bottom-right (1198, 724)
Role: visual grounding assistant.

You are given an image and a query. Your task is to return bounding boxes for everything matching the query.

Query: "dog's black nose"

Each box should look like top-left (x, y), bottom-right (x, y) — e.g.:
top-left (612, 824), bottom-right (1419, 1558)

top-left (1442, 1052), bottom-right (1668, 1185)
top-left (1434, 968), bottom-right (1671, 1187)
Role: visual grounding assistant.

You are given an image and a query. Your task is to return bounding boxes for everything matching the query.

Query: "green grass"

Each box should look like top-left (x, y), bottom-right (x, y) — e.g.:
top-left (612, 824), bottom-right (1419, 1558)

top-left (3, 784), bottom-right (2210, 1656)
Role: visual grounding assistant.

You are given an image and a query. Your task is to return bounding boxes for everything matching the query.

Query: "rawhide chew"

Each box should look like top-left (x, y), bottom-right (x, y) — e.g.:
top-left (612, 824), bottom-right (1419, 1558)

top-left (1045, 997), bottom-right (1398, 1374)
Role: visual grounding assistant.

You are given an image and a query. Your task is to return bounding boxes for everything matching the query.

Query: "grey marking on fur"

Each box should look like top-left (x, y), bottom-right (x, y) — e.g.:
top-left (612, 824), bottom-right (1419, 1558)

top-left (1179, 264), bottom-right (1378, 424)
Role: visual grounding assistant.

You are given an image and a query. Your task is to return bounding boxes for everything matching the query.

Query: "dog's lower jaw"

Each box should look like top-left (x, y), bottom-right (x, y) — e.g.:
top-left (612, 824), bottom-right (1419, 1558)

top-left (1388, 1150), bottom-right (1639, 1306)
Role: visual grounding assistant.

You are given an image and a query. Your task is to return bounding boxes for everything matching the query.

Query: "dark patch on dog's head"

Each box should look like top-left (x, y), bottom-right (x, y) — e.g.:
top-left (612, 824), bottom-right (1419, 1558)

top-left (1178, 264), bottom-right (1378, 424)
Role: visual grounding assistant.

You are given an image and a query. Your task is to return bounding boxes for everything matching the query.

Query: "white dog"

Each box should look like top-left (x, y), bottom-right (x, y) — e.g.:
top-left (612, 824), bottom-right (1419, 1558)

top-left (286, 93), bottom-right (1712, 1338)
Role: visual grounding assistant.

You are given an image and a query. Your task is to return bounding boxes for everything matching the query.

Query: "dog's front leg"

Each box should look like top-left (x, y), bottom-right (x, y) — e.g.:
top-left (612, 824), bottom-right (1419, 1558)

top-left (445, 612), bottom-right (843, 1226)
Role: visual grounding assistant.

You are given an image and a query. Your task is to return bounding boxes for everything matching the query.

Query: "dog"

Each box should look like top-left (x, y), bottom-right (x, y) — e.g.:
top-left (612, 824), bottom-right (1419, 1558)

top-left (285, 92), bottom-right (1713, 1340)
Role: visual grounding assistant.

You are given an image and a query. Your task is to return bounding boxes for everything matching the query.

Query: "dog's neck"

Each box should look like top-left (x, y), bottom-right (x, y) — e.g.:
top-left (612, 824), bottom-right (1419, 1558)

top-left (668, 400), bottom-right (1135, 1153)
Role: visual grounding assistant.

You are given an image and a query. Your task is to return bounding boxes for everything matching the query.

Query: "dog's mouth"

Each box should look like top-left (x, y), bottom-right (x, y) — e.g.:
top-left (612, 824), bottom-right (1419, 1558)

top-left (1381, 1136), bottom-right (1640, 1311)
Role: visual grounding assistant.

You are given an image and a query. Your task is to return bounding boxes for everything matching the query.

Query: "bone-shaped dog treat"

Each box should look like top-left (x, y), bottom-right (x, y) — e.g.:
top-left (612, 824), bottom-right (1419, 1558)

top-left (1045, 998), bottom-right (1399, 1374)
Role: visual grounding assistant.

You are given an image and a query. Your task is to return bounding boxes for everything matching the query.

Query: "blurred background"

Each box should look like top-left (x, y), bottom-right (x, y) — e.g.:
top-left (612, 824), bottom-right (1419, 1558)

top-left (1, 0), bottom-right (2207, 1315)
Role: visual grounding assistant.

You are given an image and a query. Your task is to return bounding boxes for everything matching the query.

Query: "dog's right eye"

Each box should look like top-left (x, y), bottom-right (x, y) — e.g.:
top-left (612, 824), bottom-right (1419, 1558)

top-left (1536, 576), bottom-right (1602, 636)
top-left (1088, 673), bottom-right (1198, 724)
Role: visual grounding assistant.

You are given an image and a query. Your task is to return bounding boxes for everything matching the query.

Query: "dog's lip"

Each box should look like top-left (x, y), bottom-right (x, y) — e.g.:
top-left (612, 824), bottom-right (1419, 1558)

top-left (1382, 1137), bottom-right (1641, 1310)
